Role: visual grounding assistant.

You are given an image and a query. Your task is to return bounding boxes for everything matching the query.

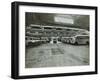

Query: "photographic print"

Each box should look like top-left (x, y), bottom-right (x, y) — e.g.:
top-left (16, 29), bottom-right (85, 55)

top-left (11, 1), bottom-right (97, 79)
top-left (25, 13), bottom-right (90, 68)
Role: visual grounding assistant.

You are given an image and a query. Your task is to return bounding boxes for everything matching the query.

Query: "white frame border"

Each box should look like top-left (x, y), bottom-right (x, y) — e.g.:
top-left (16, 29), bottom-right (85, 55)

top-left (19, 5), bottom-right (95, 76)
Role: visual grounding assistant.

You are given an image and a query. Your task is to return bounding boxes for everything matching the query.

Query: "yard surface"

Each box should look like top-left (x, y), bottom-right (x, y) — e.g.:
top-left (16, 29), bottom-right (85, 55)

top-left (25, 43), bottom-right (89, 68)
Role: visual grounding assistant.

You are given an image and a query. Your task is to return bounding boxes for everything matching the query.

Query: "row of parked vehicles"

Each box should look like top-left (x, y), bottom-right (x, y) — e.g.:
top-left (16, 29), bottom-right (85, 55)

top-left (26, 32), bottom-right (89, 47)
top-left (59, 34), bottom-right (89, 45)
top-left (25, 37), bottom-right (51, 47)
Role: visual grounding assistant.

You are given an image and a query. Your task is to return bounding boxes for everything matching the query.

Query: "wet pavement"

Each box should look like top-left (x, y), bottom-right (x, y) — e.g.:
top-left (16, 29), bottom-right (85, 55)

top-left (25, 43), bottom-right (89, 68)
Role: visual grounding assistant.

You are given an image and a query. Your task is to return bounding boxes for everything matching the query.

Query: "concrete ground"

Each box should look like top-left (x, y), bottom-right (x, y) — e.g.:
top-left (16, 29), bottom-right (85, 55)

top-left (25, 43), bottom-right (89, 68)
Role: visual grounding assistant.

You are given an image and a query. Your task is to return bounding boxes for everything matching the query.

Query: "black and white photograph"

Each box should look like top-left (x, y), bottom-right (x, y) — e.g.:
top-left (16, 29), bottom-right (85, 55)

top-left (25, 13), bottom-right (90, 68)
top-left (11, 1), bottom-right (97, 79)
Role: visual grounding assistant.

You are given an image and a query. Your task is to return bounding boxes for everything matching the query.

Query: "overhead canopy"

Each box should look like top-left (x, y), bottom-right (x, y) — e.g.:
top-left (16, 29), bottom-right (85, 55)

top-left (25, 12), bottom-right (89, 30)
